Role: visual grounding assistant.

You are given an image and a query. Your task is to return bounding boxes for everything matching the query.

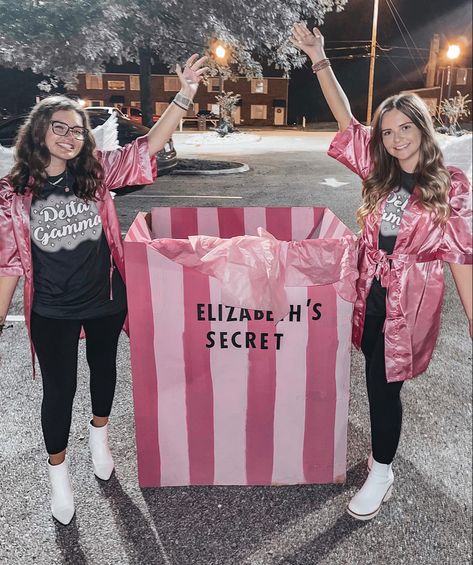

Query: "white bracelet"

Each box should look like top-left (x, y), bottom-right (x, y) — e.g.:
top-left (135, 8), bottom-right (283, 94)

top-left (174, 92), bottom-right (193, 110)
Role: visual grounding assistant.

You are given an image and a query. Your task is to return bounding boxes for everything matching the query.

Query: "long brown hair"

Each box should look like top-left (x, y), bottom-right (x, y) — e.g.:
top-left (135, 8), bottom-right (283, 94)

top-left (10, 95), bottom-right (103, 200)
top-left (357, 93), bottom-right (451, 229)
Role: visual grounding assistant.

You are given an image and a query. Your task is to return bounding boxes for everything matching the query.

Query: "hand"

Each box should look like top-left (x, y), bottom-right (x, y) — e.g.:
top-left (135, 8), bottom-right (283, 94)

top-left (176, 54), bottom-right (209, 99)
top-left (290, 23), bottom-right (326, 61)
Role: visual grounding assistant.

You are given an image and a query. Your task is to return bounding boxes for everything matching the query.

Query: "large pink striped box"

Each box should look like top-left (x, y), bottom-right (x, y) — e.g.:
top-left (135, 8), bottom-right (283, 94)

top-left (124, 207), bottom-right (356, 487)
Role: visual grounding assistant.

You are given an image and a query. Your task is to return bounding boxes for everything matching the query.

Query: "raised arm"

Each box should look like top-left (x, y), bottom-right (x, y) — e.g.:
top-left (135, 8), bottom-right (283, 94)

top-left (291, 23), bottom-right (353, 132)
top-left (146, 54), bottom-right (208, 156)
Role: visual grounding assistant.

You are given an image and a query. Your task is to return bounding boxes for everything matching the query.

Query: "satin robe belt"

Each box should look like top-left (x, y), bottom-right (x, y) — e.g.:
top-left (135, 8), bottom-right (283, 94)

top-left (364, 248), bottom-right (440, 288)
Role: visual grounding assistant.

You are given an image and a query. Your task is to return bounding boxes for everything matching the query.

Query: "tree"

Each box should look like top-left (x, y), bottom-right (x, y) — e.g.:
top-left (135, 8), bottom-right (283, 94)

top-left (214, 91), bottom-right (243, 136)
top-left (0, 0), bottom-right (348, 125)
top-left (215, 91), bottom-right (241, 127)
top-left (439, 91), bottom-right (471, 135)
top-left (0, 1), bottom-right (124, 83)
top-left (0, 68), bottom-right (67, 114)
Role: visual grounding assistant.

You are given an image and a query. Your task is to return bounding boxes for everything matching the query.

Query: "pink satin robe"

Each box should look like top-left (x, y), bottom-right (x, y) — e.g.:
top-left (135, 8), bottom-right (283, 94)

top-left (328, 117), bottom-right (472, 382)
top-left (0, 137), bottom-right (157, 372)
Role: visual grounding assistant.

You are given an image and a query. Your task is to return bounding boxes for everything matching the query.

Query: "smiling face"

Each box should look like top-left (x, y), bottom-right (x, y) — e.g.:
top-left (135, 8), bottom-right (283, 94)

top-left (44, 109), bottom-right (85, 174)
top-left (380, 108), bottom-right (423, 173)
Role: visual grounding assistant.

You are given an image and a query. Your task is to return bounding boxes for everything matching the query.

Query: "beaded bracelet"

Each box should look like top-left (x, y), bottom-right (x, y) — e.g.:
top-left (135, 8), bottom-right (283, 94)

top-left (311, 58), bottom-right (331, 73)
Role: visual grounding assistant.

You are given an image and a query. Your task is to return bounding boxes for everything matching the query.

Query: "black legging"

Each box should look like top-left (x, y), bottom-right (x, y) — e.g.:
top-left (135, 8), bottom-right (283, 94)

top-left (31, 310), bottom-right (127, 455)
top-left (361, 315), bottom-right (404, 465)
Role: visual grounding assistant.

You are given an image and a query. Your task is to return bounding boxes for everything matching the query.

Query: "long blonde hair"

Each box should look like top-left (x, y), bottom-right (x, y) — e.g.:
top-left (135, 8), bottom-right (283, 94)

top-left (357, 93), bottom-right (451, 229)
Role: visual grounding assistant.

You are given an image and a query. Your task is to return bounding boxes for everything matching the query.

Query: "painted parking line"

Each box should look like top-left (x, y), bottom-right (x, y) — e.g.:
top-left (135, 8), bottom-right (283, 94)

top-left (127, 194), bottom-right (243, 199)
top-left (6, 315), bottom-right (25, 322)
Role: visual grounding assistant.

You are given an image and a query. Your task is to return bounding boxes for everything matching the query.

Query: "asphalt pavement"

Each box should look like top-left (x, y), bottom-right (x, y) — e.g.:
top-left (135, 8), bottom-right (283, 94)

top-left (0, 130), bottom-right (471, 565)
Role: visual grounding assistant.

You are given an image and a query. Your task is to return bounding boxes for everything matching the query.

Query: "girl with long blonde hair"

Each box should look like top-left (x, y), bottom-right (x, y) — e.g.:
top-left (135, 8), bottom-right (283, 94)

top-left (292, 23), bottom-right (472, 521)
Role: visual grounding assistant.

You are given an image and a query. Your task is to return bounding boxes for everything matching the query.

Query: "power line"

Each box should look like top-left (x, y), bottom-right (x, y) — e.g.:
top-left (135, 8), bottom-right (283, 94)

top-left (324, 45), bottom-right (370, 52)
top-left (325, 40), bottom-right (373, 44)
top-left (384, 0), bottom-right (419, 70)
top-left (385, 0), bottom-right (426, 61)
top-left (325, 44), bottom-right (428, 56)
top-left (384, 0), bottom-right (424, 80)
top-left (378, 55), bottom-right (428, 60)
top-left (327, 53), bottom-right (426, 61)
top-left (329, 54), bottom-right (370, 60)
top-left (379, 48), bottom-right (416, 88)
top-left (377, 44), bottom-right (429, 52)
top-left (377, 44), bottom-right (428, 61)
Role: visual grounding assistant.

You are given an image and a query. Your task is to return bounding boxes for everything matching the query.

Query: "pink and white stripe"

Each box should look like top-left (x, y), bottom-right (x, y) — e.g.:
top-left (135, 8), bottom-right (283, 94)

top-left (124, 208), bottom-right (353, 487)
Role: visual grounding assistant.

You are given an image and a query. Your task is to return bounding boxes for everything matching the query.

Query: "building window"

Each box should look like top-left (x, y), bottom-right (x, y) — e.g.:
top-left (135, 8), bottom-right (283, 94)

top-left (207, 78), bottom-right (222, 93)
top-left (130, 75), bottom-right (140, 90)
top-left (251, 79), bottom-right (268, 94)
top-left (107, 80), bottom-right (126, 90)
top-left (156, 102), bottom-right (169, 115)
top-left (164, 77), bottom-right (181, 91)
top-left (129, 107), bottom-right (143, 119)
top-left (272, 99), bottom-right (286, 108)
top-left (89, 100), bottom-right (104, 106)
top-left (85, 74), bottom-right (103, 90)
top-left (208, 103), bottom-right (220, 115)
top-left (130, 101), bottom-right (141, 108)
top-left (251, 105), bottom-right (267, 119)
top-left (456, 68), bottom-right (468, 85)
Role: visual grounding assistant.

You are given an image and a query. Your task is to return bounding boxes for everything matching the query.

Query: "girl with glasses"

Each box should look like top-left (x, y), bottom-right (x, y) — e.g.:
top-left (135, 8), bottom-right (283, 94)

top-left (291, 23), bottom-right (472, 520)
top-left (49, 120), bottom-right (89, 140)
top-left (0, 54), bottom-right (208, 525)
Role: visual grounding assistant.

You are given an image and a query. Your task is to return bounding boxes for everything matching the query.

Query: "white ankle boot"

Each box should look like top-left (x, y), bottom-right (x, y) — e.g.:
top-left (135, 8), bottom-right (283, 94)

top-left (47, 458), bottom-right (75, 525)
top-left (89, 420), bottom-right (114, 481)
top-left (347, 458), bottom-right (394, 521)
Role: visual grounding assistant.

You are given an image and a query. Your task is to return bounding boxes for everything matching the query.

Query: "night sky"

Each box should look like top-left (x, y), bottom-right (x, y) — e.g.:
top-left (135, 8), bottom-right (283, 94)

top-left (0, 0), bottom-right (471, 119)
top-left (288, 0), bottom-right (472, 123)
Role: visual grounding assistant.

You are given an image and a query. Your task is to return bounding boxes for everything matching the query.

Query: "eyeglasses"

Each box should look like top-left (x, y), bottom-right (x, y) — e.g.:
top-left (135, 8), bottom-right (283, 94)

top-left (50, 120), bottom-right (88, 141)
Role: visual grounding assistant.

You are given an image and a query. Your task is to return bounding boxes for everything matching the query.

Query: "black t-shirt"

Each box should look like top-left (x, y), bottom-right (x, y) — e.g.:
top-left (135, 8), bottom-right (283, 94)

top-left (366, 171), bottom-right (416, 317)
top-left (30, 173), bottom-right (127, 319)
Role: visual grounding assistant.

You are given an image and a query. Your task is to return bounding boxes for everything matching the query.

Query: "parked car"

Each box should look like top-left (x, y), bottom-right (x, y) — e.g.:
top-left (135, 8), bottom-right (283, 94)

top-left (0, 115), bottom-right (22, 146)
top-left (0, 110), bottom-right (177, 175)
top-left (85, 108), bottom-right (176, 174)
top-left (120, 105), bottom-right (160, 124)
top-left (87, 105), bottom-right (160, 125)
top-left (86, 105), bottom-right (127, 118)
top-left (196, 109), bottom-right (218, 119)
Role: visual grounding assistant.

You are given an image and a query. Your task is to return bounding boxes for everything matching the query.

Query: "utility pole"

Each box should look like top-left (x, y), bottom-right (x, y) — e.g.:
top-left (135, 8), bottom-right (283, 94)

top-left (425, 34), bottom-right (440, 87)
top-left (366, 0), bottom-right (379, 124)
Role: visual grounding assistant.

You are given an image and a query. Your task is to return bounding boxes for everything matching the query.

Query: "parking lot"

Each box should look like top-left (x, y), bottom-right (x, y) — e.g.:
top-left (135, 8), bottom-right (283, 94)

top-left (0, 130), bottom-right (471, 565)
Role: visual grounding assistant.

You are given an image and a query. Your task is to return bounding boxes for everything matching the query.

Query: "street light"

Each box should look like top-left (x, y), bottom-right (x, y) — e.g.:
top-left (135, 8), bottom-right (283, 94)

top-left (446, 44), bottom-right (461, 60)
top-left (446, 43), bottom-right (461, 99)
top-left (215, 45), bottom-right (226, 60)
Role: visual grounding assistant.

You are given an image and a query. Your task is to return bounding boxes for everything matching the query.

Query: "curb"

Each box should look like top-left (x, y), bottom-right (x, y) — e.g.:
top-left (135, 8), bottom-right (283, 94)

top-left (172, 163), bottom-right (250, 175)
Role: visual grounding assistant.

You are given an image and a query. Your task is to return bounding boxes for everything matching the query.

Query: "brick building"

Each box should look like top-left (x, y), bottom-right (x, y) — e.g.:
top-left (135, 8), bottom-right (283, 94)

top-left (402, 66), bottom-right (472, 122)
top-left (73, 73), bottom-right (289, 126)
